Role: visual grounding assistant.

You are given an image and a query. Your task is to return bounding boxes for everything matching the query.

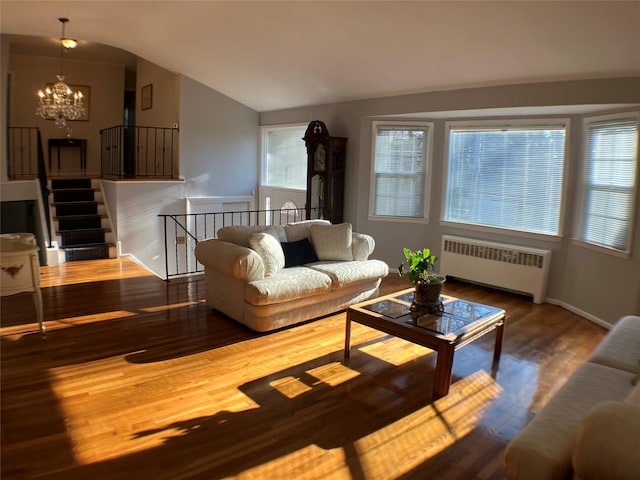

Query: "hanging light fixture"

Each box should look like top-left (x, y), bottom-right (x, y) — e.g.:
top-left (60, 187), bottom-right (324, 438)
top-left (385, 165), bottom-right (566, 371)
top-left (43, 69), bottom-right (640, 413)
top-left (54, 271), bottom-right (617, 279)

top-left (35, 17), bottom-right (85, 128)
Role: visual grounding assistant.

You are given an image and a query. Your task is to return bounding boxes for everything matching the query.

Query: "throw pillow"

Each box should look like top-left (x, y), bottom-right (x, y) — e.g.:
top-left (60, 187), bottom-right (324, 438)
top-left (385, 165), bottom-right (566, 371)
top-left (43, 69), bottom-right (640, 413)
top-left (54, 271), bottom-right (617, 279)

top-left (248, 232), bottom-right (285, 277)
top-left (310, 223), bottom-right (353, 261)
top-left (283, 219), bottom-right (331, 242)
top-left (218, 225), bottom-right (286, 248)
top-left (281, 238), bottom-right (319, 268)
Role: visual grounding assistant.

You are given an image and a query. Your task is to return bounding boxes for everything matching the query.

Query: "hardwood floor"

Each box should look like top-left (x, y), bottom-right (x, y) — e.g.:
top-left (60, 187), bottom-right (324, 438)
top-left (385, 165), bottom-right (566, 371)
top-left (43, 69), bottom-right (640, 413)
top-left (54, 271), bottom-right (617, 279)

top-left (1, 258), bottom-right (606, 479)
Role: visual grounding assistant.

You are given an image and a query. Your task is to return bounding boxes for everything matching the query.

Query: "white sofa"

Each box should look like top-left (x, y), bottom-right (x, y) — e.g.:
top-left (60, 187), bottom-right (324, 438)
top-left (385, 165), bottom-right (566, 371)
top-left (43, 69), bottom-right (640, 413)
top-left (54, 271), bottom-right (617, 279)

top-left (504, 315), bottom-right (640, 480)
top-left (194, 220), bottom-right (389, 332)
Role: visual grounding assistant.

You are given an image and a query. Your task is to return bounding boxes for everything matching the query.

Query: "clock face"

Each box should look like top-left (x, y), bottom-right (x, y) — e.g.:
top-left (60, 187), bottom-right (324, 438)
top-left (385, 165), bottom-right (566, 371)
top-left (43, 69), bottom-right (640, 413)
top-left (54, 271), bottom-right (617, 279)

top-left (313, 143), bottom-right (326, 172)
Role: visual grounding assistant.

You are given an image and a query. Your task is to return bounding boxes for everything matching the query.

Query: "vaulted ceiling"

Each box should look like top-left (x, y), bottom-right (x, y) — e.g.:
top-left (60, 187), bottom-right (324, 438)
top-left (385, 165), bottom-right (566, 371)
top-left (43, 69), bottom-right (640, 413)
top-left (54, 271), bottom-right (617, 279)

top-left (2, 1), bottom-right (639, 112)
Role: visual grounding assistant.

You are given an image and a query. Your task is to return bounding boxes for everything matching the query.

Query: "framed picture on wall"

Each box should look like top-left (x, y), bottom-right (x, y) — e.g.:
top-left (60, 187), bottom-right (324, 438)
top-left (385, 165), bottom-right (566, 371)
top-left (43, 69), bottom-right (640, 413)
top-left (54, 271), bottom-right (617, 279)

top-left (141, 84), bottom-right (153, 110)
top-left (44, 83), bottom-right (90, 121)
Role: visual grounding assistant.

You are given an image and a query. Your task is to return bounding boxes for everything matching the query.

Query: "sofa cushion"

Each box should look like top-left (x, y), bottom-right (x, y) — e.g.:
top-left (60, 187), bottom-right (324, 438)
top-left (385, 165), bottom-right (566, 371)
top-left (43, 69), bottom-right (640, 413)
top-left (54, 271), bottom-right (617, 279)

top-left (249, 233), bottom-right (285, 277)
top-left (245, 267), bottom-right (332, 306)
top-left (310, 223), bottom-right (353, 261)
top-left (195, 239), bottom-right (265, 281)
top-left (573, 401), bottom-right (640, 480)
top-left (281, 238), bottom-right (319, 268)
top-left (587, 315), bottom-right (640, 374)
top-left (352, 232), bottom-right (375, 261)
top-left (283, 219), bottom-right (330, 242)
top-left (309, 260), bottom-right (389, 289)
top-left (217, 225), bottom-right (286, 248)
top-left (627, 382), bottom-right (640, 404)
top-left (504, 362), bottom-right (636, 480)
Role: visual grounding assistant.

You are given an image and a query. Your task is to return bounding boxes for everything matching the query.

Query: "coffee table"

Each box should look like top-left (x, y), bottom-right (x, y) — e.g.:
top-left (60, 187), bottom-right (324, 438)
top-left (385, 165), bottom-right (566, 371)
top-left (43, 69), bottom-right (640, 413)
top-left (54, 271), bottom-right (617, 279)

top-left (344, 288), bottom-right (505, 398)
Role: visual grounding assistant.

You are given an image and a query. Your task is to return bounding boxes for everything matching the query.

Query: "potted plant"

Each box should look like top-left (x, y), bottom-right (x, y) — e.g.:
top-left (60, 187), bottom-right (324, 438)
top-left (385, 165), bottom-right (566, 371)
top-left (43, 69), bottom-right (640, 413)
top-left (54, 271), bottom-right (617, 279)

top-left (398, 247), bottom-right (445, 313)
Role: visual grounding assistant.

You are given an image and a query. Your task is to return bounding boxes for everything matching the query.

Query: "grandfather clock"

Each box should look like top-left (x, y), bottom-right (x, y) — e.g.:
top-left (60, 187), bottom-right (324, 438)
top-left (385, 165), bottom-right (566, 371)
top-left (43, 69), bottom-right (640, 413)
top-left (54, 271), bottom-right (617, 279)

top-left (303, 120), bottom-right (347, 224)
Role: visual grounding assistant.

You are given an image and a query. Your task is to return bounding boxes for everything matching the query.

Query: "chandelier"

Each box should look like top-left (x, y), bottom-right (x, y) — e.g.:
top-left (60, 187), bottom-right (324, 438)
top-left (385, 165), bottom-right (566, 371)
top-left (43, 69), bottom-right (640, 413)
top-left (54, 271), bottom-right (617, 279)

top-left (36, 18), bottom-right (85, 128)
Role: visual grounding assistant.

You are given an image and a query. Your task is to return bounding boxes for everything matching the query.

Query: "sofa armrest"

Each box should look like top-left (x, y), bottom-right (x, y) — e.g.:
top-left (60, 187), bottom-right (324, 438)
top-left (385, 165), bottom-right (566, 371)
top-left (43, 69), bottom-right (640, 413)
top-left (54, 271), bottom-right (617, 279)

top-left (572, 401), bottom-right (640, 480)
top-left (194, 239), bottom-right (264, 282)
top-left (352, 233), bottom-right (375, 261)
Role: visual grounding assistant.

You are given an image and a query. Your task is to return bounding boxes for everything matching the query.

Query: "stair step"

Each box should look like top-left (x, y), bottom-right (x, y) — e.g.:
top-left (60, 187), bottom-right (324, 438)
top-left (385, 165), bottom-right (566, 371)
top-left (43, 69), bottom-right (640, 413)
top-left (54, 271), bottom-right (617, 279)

top-left (49, 178), bottom-right (114, 262)
top-left (63, 243), bottom-right (110, 262)
top-left (53, 202), bottom-right (98, 216)
top-left (59, 229), bottom-right (107, 246)
top-left (56, 215), bottom-right (103, 231)
top-left (51, 178), bottom-right (92, 190)
top-left (52, 189), bottom-right (96, 203)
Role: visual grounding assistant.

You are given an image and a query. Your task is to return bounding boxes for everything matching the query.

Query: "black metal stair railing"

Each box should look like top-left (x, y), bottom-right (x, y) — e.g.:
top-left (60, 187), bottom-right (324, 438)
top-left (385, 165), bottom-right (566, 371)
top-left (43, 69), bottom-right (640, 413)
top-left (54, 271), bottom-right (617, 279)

top-left (100, 125), bottom-right (179, 178)
top-left (6, 127), bottom-right (52, 247)
top-left (159, 207), bottom-right (322, 280)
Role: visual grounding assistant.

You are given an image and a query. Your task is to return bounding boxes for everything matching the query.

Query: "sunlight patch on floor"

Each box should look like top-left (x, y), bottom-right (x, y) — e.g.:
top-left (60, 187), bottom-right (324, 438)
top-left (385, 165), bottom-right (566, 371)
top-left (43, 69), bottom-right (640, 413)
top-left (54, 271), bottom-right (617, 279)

top-left (40, 258), bottom-right (155, 287)
top-left (270, 363), bottom-right (360, 399)
top-left (233, 370), bottom-right (501, 479)
top-left (0, 309), bottom-right (139, 339)
top-left (44, 310), bottom-right (139, 329)
top-left (354, 370), bottom-right (502, 479)
top-left (55, 381), bottom-right (262, 464)
top-left (306, 362), bottom-right (361, 387)
top-left (233, 443), bottom-right (349, 479)
top-left (139, 299), bottom-right (205, 312)
top-left (270, 376), bottom-right (313, 398)
top-left (358, 337), bottom-right (434, 366)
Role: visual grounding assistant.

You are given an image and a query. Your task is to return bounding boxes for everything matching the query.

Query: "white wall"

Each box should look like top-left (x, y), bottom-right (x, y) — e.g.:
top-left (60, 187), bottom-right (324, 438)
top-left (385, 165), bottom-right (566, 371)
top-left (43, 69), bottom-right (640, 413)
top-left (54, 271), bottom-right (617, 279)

top-left (136, 58), bottom-right (179, 128)
top-left (101, 179), bottom-right (185, 277)
top-left (260, 77), bottom-right (640, 325)
top-left (178, 76), bottom-right (259, 198)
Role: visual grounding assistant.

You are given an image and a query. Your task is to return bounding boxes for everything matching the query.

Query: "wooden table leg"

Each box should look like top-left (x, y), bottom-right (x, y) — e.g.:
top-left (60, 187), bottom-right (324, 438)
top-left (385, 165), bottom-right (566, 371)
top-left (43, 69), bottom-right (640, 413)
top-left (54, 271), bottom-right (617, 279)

top-left (28, 252), bottom-right (45, 338)
top-left (493, 320), bottom-right (505, 364)
top-left (344, 314), bottom-right (352, 360)
top-left (433, 345), bottom-right (455, 398)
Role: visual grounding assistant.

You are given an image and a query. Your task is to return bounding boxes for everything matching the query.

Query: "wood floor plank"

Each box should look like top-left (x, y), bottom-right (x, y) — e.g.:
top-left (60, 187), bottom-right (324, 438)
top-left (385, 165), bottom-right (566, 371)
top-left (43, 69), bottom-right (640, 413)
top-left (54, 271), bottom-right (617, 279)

top-left (1, 258), bottom-right (606, 479)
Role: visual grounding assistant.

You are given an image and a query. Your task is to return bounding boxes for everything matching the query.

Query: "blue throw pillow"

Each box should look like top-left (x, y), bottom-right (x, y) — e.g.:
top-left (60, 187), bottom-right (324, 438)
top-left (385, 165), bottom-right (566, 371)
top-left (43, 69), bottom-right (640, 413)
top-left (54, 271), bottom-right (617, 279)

top-left (281, 238), bottom-right (319, 268)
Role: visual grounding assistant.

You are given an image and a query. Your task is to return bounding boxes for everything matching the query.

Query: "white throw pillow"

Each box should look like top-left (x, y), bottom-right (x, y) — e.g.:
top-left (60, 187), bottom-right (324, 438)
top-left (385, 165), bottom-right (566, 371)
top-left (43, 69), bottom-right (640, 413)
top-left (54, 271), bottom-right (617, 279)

top-left (218, 225), bottom-right (286, 247)
top-left (310, 223), bottom-right (353, 261)
top-left (283, 219), bottom-right (331, 242)
top-left (249, 233), bottom-right (285, 277)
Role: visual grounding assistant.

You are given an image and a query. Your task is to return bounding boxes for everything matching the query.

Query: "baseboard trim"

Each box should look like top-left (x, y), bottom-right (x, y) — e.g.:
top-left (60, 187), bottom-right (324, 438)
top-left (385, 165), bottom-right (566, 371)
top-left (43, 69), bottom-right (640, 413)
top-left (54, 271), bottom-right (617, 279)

top-left (546, 297), bottom-right (612, 330)
top-left (119, 253), bottom-right (164, 279)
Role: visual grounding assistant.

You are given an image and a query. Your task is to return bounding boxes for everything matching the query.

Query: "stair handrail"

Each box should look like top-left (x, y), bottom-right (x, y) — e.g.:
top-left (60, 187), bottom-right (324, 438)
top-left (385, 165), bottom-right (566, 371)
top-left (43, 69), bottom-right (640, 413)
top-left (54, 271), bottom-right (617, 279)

top-left (35, 129), bottom-right (53, 248)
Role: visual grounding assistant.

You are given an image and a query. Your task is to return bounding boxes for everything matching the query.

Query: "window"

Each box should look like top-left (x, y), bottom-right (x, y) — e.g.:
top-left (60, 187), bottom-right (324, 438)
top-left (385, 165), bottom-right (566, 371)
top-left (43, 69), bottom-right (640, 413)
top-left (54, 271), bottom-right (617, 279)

top-left (261, 125), bottom-right (307, 189)
top-left (578, 114), bottom-right (638, 253)
top-left (444, 122), bottom-right (567, 236)
top-left (370, 122), bottom-right (432, 220)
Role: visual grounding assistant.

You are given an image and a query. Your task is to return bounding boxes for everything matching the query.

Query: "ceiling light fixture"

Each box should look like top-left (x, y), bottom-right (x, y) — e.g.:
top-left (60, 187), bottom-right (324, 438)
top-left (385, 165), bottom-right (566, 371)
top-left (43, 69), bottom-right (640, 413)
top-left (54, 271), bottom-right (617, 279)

top-left (60, 17), bottom-right (77, 49)
top-left (35, 17), bottom-right (85, 128)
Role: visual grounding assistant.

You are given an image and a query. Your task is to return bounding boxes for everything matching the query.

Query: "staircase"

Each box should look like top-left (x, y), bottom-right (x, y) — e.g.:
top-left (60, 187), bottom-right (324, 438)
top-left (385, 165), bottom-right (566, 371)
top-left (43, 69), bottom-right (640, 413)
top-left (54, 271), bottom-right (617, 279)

top-left (50, 178), bottom-right (115, 261)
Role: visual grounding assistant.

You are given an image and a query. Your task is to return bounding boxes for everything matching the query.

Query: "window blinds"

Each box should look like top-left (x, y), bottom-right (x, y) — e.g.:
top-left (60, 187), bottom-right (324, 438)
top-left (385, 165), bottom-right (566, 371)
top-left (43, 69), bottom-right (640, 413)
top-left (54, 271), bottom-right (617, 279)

top-left (581, 117), bottom-right (638, 252)
top-left (444, 126), bottom-right (567, 235)
top-left (373, 126), bottom-right (428, 218)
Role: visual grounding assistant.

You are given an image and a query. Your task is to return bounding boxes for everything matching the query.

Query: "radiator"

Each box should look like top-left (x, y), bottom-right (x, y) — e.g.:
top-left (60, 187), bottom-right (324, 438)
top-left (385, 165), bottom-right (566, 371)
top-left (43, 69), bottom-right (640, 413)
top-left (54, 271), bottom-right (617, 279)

top-left (440, 235), bottom-right (551, 303)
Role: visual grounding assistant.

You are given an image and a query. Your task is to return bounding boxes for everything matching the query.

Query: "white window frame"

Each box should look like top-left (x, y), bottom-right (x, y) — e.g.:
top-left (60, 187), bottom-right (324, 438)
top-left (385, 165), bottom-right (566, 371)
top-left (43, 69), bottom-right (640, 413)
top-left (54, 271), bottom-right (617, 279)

top-left (259, 123), bottom-right (308, 190)
top-left (368, 120), bottom-right (433, 223)
top-left (258, 123), bottom-right (308, 215)
top-left (574, 111), bottom-right (639, 258)
top-left (441, 118), bottom-right (570, 240)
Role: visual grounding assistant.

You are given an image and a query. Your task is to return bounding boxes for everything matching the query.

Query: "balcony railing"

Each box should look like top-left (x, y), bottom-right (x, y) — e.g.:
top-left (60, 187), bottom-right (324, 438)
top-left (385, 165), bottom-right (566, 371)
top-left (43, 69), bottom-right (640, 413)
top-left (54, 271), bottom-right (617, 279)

top-left (100, 125), bottom-right (179, 179)
top-left (159, 207), bottom-right (321, 280)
